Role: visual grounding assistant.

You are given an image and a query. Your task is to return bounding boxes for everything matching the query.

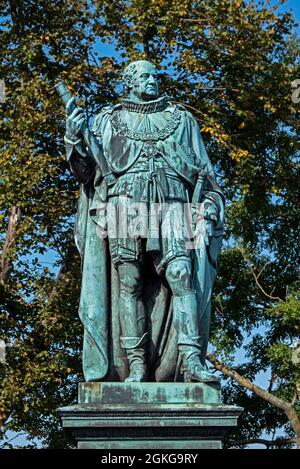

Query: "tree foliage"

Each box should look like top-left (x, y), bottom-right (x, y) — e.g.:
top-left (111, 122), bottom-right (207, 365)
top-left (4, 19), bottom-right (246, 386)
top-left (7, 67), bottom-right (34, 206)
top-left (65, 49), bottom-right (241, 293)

top-left (0, 0), bottom-right (299, 448)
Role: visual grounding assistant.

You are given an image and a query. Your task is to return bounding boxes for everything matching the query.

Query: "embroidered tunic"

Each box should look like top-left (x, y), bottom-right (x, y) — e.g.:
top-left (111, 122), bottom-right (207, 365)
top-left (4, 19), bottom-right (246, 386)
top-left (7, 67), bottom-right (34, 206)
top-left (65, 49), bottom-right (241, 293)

top-left (87, 96), bottom-right (215, 207)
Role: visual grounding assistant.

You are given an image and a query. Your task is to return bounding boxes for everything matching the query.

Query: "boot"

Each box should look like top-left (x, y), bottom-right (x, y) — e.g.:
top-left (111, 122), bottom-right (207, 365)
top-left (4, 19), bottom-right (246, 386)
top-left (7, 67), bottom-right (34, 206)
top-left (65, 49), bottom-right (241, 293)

top-left (120, 333), bottom-right (147, 382)
top-left (173, 294), bottom-right (219, 383)
top-left (180, 337), bottom-right (219, 383)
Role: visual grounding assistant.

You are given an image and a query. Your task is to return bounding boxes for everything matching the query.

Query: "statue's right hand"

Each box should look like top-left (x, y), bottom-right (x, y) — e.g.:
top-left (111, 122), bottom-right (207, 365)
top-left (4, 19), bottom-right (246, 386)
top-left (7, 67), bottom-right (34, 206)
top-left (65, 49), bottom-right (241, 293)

top-left (65, 97), bottom-right (86, 142)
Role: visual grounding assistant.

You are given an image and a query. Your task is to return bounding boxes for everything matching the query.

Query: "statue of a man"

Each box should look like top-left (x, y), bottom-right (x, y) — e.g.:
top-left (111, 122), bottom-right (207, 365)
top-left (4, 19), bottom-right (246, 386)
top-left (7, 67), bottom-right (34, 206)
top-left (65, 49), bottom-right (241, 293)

top-left (64, 60), bottom-right (225, 383)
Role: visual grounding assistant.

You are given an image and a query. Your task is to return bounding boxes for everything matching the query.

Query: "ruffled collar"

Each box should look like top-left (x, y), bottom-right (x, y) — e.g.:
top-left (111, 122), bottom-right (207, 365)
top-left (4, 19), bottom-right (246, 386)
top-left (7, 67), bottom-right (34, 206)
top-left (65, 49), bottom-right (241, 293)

top-left (120, 94), bottom-right (169, 113)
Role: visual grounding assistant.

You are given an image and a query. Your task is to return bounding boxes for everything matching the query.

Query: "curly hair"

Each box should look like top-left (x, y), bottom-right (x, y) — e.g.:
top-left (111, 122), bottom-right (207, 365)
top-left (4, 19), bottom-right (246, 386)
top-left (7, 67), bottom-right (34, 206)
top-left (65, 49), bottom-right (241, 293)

top-left (122, 60), bottom-right (157, 94)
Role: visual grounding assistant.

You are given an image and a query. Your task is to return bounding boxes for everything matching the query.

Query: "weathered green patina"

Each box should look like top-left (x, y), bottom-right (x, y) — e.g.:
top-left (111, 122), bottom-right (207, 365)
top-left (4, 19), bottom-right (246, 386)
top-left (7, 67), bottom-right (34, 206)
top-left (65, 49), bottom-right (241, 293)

top-left (62, 60), bottom-right (225, 384)
top-left (57, 382), bottom-right (243, 449)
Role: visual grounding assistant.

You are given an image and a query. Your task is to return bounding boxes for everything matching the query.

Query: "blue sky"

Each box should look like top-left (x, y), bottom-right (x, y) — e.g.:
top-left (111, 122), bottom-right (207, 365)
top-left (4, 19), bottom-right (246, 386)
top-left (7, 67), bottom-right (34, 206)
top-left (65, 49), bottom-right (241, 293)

top-left (276, 0), bottom-right (300, 30)
top-left (278, 0), bottom-right (300, 16)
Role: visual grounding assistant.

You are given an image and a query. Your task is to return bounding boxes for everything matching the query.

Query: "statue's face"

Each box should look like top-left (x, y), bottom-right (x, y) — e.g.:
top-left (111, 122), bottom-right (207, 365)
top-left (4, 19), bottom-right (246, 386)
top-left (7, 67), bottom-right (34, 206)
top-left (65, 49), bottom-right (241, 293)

top-left (130, 62), bottom-right (159, 101)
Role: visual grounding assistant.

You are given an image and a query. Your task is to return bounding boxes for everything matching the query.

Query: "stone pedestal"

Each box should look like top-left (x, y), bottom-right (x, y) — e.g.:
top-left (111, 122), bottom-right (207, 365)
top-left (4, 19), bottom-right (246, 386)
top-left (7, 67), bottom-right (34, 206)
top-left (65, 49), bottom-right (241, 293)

top-left (57, 382), bottom-right (242, 449)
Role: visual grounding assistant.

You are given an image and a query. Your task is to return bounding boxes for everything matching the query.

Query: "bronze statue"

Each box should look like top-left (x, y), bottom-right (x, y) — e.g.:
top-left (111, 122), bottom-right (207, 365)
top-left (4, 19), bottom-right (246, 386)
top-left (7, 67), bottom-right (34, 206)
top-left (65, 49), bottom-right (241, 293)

top-left (59, 60), bottom-right (225, 383)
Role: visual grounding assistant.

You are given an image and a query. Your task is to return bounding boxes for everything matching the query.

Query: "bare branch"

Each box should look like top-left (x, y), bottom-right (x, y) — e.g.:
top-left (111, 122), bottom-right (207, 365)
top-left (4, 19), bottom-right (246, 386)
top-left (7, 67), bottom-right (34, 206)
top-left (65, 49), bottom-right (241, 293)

top-left (198, 86), bottom-right (239, 91)
top-left (239, 247), bottom-right (283, 302)
top-left (156, 13), bottom-right (212, 25)
top-left (88, 50), bottom-right (99, 68)
top-left (248, 263), bottom-right (283, 302)
top-left (180, 18), bottom-right (211, 23)
top-left (0, 432), bottom-right (27, 449)
top-left (256, 260), bottom-right (270, 280)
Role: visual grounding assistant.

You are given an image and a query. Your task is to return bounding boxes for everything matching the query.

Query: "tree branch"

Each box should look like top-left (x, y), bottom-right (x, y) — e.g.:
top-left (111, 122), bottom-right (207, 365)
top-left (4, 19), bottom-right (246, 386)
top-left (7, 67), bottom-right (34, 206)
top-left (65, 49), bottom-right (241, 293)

top-left (228, 437), bottom-right (296, 448)
top-left (0, 432), bottom-right (27, 449)
top-left (207, 353), bottom-right (300, 447)
top-left (0, 206), bottom-right (21, 283)
top-left (207, 353), bottom-right (290, 413)
top-left (248, 262), bottom-right (283, 302)
top-left (239, 248), bottom-right (283, 302)
top-left (48, 245), bottom-right (78, 300)
top-left (143, 38), bottom-right (150, 59)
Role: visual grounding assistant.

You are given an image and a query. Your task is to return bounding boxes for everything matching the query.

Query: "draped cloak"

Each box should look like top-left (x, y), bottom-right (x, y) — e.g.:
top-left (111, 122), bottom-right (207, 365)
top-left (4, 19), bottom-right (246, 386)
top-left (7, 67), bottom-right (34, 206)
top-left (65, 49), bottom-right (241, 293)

top-left (65, 100), bottom-right (225, 382)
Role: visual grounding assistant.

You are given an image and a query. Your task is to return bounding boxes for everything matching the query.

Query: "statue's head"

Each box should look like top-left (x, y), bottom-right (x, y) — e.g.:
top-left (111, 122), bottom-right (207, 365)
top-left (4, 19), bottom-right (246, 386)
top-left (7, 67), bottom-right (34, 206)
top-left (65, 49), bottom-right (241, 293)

top-left (123, 60), bottom-right (159, 102)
